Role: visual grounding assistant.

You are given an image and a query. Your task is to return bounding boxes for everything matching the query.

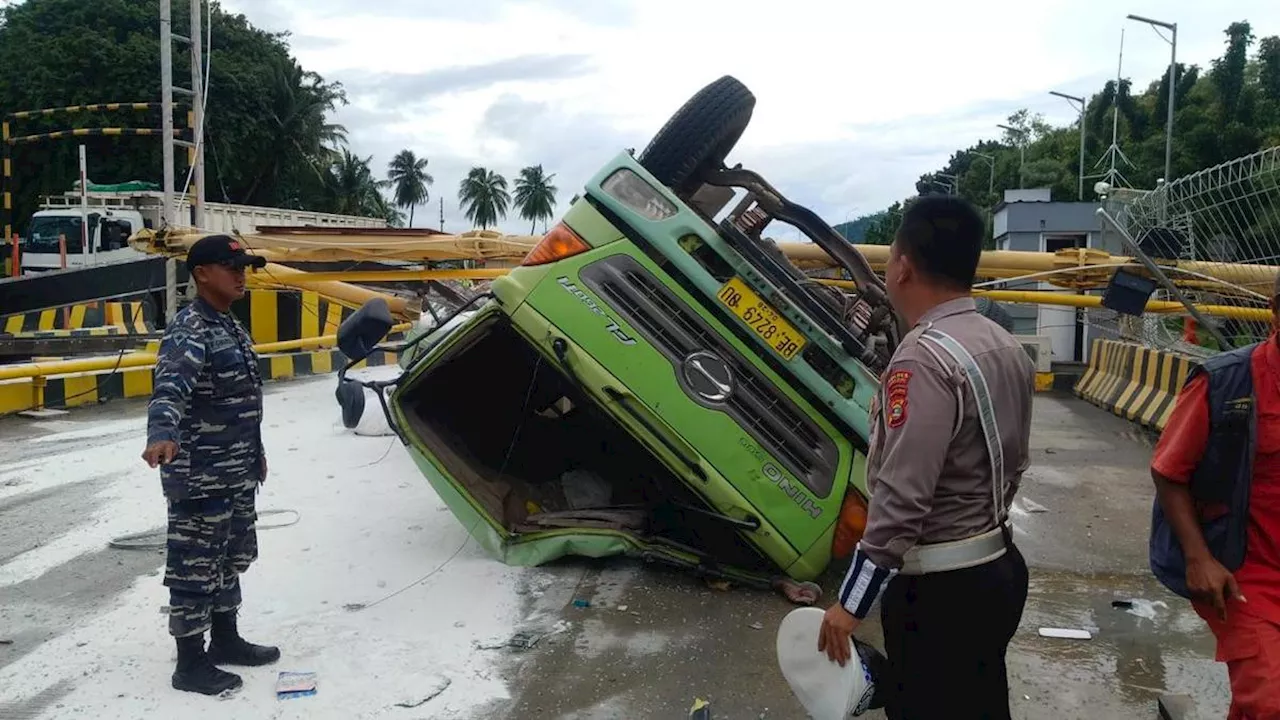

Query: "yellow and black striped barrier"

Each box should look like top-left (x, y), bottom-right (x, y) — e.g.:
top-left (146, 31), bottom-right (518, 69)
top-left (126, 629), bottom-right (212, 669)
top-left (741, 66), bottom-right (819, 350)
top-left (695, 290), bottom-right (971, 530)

top-left (2, 300), bottom-right (155, 335)
top-left (232, 289), bottom-right (359, 345)
top-left (0, 345), bottom-right (402, 417)
top-left (1074, 338), bottom-right (1201, 432)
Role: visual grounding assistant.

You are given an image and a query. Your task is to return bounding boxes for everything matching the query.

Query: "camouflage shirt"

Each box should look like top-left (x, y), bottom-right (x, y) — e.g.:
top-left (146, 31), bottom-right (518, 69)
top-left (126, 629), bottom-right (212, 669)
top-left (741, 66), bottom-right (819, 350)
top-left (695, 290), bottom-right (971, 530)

top-left (146, 296), bottom-right (265, 500)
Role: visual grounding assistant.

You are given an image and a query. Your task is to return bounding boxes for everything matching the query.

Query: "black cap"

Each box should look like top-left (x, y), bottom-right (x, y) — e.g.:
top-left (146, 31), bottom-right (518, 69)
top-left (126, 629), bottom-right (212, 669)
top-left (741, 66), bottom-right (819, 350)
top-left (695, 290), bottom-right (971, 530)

top-left (185, 234), bottom-right (267, 273)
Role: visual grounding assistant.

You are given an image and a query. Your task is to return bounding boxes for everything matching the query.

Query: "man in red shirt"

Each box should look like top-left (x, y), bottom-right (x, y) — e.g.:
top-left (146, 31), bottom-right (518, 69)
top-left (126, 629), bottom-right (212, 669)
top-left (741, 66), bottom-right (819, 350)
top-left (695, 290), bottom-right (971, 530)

top-left (1151, 292), bottom-right (1280, 718)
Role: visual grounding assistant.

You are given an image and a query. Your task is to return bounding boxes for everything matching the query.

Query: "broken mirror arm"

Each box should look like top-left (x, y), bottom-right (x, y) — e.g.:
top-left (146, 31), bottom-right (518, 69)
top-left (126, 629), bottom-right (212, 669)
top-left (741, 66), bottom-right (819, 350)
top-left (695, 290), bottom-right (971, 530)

top-left (334, 293), bottom-right (495, 440)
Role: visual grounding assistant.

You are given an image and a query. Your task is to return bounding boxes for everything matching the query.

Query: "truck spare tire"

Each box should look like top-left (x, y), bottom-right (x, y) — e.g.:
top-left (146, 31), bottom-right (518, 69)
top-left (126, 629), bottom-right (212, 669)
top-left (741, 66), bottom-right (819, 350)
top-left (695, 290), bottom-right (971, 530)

top-left (637, 75), bottom-right (755, 196)
top-left (975, 297), bottom-right (1015, 333)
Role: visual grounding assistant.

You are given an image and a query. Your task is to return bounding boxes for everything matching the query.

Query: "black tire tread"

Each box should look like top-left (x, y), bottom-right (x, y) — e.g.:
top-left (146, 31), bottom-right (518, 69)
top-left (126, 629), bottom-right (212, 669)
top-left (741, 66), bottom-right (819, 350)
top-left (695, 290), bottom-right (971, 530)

top-left (975, 297), bottom-right (1016, 333)
top-left (638, 76), bottom-right (755, 193)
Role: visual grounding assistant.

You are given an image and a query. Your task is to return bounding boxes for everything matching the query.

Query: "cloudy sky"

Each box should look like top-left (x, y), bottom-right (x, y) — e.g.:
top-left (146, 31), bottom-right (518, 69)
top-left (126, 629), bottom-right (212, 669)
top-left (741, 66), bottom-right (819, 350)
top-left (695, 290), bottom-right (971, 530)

top-left (219, 0), bottom-right (1277, 234)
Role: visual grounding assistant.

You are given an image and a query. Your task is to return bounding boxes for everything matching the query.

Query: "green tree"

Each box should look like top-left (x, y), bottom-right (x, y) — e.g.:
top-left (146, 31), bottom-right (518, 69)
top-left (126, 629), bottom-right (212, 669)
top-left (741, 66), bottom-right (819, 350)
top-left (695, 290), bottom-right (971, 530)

top-left (849, 19), bottom-right (1280, 252)
top-left (513, 165), bottom-right (558, 234)
top-left (458, 167), bottom-right (510, 229)
top-left (327, 148), bottom-right (394, 221)
top-left (0, 0), bottom-right (379, 235)
top-left (386, 150), bottom-right (433, 227)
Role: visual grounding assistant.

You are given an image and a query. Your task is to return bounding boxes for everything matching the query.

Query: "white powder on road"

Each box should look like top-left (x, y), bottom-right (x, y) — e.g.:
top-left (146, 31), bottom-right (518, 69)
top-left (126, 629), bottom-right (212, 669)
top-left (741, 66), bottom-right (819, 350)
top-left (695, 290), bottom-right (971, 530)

top-left (0, 372), bottom-right (526, 719)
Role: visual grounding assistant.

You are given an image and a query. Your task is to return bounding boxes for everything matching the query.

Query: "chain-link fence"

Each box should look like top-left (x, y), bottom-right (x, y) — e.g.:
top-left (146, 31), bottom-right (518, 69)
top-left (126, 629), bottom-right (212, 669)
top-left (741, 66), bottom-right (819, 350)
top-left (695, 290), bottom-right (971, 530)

top-left (1085, 147), bottom-right (1280, 355)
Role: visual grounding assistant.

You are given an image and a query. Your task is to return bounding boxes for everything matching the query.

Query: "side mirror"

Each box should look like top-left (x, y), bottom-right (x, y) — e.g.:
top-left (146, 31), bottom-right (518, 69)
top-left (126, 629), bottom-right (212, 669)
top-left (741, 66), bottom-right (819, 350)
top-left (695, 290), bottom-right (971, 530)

top-left (335, 379), bottom-right (366, 428)
top-left (337, 298), bottom-right (394, 362)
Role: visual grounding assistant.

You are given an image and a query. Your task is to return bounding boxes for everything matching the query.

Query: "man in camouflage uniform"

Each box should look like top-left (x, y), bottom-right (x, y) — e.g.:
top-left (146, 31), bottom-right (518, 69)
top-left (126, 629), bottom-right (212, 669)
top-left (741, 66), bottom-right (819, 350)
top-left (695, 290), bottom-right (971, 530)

top-left (142, 234), bottom-right (280, 696)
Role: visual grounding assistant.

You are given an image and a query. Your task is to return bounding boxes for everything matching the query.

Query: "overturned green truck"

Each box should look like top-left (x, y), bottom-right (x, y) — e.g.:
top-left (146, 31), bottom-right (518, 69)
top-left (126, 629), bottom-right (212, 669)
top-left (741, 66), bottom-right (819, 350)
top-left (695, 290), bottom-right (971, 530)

top-left (334, 76), bottom-right (904, 597)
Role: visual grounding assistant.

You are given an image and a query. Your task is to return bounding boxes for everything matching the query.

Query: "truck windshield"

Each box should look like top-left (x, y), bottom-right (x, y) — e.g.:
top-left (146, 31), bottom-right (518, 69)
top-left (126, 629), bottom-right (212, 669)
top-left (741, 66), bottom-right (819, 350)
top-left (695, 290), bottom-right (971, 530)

top-left (26, 217), bottom-right (87, 254)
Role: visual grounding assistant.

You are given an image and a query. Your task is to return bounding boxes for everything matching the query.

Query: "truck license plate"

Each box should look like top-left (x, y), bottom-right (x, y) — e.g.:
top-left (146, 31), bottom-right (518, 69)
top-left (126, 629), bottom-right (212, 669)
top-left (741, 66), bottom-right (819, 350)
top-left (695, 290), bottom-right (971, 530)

top-left (715, 277), bottom-right (806, 361)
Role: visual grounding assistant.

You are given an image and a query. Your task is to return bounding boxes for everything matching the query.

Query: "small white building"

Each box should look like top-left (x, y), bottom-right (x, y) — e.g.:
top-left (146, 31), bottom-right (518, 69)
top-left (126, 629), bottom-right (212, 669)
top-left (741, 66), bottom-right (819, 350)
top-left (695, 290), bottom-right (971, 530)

top-left (991, 188), bottom-right (1103, 364)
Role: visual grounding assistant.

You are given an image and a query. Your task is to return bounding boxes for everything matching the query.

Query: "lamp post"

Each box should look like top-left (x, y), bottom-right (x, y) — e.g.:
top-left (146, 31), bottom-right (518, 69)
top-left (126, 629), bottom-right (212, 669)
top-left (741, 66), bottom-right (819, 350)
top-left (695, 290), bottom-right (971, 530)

top-left (935, 173), bottom-right (958, 195)
top-left (997, 124), bottom-right (1027, 188)
top-left (1050, 91), bottom-right (1087, 200)
top-left (1127, 13), bottom-right (1177, 183)
top-left (969, 151), bottom-right (996, 196)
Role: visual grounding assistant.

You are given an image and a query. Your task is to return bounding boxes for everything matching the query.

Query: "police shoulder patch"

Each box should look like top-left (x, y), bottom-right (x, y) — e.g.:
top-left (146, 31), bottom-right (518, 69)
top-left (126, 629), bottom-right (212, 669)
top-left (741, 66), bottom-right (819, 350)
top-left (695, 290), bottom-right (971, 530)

top-left (885, 369), bottom-right (911, 429)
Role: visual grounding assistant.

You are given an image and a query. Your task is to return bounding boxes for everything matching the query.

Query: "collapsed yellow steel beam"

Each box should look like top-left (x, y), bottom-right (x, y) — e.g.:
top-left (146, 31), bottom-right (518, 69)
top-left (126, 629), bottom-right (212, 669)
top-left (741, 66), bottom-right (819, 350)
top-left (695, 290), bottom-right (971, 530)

top-left (128, 225), bottom-right (1276, 314)
top-left (131, 227), bottom-right (540, 263)
top-left (249, 262), bottom-right (416, 318)
top-left (778, 242), bottom-right (1279, 293)
top-left (267, 268), bottom-right (511, 284)
top-left (814, 278), bottom-right (1272, 321)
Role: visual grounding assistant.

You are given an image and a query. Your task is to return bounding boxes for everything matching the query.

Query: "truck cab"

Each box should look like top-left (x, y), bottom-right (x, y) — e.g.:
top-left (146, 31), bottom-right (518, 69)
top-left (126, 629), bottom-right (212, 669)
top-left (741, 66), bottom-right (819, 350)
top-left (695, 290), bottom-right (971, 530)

top-left (21, 205), bottom-right (150, 274)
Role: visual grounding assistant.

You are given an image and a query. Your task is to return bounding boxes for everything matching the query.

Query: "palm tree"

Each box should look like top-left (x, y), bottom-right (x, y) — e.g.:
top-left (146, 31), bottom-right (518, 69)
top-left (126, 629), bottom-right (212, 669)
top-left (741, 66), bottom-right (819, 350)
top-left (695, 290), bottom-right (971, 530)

top-left (458, 167), bottom-right (510, 229)
top-left (514, 165), bottom-right (559, 234)
top-left (242, 58), bottom-right (349, 204)
top-left (328, 149), bottom-right (392, 219)
top-left (386, 150), bottom-right (433, 227)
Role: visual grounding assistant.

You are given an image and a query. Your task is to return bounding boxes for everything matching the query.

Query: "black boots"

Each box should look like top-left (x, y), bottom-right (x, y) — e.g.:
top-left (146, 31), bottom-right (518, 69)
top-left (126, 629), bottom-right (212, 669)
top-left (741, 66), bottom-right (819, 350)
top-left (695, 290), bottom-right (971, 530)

top-left (207, 610), bottom-right (281, 666)
top-left (172, 634), bottom-right (242, 695)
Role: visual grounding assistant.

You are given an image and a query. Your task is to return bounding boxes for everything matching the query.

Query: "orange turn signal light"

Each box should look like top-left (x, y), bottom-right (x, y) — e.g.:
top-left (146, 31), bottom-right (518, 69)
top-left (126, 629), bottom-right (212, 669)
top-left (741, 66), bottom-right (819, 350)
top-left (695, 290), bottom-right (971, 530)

top-left (521, 223), bottom-right (591, 267)
top-left (831, 489), bottom-right (869, 560)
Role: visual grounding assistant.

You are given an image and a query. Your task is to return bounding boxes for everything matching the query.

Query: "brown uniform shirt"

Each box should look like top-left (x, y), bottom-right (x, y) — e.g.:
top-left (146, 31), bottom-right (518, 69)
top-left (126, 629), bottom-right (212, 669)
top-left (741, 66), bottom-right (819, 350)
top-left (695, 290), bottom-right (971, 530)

top-left (860, 297), bottom-right (1035, 570)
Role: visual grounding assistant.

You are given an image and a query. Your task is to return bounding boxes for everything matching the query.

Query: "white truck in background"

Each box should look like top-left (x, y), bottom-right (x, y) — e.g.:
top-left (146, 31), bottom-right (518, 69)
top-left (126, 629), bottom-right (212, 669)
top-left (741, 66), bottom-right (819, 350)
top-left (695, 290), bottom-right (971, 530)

top-left (19, 189), bottom-right (386, 274)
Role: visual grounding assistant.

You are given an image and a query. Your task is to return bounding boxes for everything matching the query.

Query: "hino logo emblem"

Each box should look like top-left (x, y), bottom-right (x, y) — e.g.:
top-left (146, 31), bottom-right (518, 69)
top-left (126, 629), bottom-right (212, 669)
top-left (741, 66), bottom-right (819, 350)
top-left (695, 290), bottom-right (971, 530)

top-left (681, 351), bottom-right (734, 403)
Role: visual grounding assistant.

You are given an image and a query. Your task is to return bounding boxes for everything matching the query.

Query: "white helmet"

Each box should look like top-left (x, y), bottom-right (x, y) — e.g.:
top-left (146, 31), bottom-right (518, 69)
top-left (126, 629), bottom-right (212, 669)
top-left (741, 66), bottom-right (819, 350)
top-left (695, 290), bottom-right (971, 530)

top-left (775, 607), bottom-right (887, 718)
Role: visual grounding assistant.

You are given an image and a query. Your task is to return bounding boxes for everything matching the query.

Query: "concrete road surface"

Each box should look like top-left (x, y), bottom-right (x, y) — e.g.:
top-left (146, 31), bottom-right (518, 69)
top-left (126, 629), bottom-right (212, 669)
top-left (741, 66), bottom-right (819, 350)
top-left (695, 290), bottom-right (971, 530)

top-left (0, 380), bottom-right (1231, 719)
top-left (475, 393), bottom-right (1233, 720)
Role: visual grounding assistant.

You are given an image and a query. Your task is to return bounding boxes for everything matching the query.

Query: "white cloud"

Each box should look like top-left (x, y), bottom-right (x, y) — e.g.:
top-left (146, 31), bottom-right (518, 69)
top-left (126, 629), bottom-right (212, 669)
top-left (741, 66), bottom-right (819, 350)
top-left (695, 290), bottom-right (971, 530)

top-left (219, 0), bottom-right (1280, 232)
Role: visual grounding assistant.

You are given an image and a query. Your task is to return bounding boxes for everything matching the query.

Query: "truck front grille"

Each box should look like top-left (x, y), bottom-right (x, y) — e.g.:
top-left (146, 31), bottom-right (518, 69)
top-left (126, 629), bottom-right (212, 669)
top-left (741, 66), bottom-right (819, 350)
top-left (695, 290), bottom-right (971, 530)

top-left (579, 254), bottom-right (838, 497)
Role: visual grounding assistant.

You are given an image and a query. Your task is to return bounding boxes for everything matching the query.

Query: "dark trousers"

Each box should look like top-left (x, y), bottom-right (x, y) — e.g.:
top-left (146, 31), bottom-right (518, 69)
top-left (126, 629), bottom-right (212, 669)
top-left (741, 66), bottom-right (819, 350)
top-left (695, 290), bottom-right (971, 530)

top-left (880, 541), bottom-right (1029, 720)
top-left (163, 488), bottom-right (259, 637)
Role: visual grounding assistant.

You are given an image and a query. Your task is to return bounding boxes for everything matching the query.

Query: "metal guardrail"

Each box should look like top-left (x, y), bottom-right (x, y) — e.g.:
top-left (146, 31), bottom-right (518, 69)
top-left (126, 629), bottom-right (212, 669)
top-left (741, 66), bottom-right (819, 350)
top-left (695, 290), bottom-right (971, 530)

top-left (0, 322), bottom-right (412, 382)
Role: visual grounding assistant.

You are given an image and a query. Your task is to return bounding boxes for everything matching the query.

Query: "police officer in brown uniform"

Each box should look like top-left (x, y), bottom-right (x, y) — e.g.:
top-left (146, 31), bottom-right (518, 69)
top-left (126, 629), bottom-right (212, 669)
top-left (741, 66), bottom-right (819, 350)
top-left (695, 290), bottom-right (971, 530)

top-left (818, 195), bottom-right (1035, 719)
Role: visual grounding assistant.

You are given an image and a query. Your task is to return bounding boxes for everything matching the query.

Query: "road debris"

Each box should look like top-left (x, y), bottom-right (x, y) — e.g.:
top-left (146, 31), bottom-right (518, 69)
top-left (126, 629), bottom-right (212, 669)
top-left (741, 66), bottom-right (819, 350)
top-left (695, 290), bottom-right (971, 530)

top-left (276, 671), bottom-right (318, 700)
top-left (1021, 498), bottom-right (1049, 513)
top-left (394, 675), bottom-right (452, 708)
top-left (772, 578), bottom-right (822, 605)
top-left (1038, 627), bottom-right (1092, 640)
top-left (477, 621), bottom-right (572, 651)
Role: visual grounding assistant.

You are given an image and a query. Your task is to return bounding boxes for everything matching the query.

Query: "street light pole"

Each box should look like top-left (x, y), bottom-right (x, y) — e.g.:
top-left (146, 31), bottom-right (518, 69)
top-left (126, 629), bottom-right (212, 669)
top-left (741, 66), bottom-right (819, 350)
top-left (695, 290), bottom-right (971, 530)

top-left (997, 124), bottom-right (1026, 188)
top-left (1127, 13), bottom-right (1177, 183)
top-left (1050, 91), bottom-right (1087, 200)
top-left (969, 151), bottom-right (996, 196)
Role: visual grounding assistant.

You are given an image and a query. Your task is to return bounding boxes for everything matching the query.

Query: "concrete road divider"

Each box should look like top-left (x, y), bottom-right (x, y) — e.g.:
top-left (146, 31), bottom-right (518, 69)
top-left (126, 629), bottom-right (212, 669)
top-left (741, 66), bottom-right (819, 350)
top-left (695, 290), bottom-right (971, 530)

top-left (1074, 338), bottom-right (1201, 433)
top-left (0, 326), bottom-right (407, 417)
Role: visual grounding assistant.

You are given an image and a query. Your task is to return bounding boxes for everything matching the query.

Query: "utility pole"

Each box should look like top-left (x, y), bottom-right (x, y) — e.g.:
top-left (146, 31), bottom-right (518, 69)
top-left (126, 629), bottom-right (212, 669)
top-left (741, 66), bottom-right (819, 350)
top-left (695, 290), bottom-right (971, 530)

top-left (968, 151), bottom-right (996, 197)
top-left (1128, 14), bottom-right (1177, 183)
top-left (160, 0), bottom-right (175, 227)
top-left (161, 0), bottom-right (203, 228)
top-left (1050, 90), bottom-right (1088, 200)
top-left (190, 0), bottom-right (205, 229)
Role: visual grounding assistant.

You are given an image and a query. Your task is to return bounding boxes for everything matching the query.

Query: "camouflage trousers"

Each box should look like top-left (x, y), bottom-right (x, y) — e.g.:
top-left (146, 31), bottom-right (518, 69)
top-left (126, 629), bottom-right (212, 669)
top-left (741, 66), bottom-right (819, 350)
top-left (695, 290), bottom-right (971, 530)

top-left (163, 488), bottom-right (258, 637)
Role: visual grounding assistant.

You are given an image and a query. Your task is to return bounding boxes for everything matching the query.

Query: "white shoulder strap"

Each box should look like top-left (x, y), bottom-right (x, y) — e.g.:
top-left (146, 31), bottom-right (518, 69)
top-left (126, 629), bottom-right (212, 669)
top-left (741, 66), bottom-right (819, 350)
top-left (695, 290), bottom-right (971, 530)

top-left (918, 326), bottom-right (1007, 526)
